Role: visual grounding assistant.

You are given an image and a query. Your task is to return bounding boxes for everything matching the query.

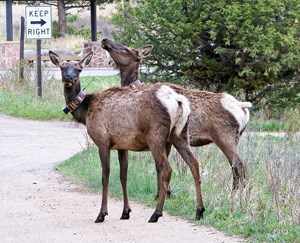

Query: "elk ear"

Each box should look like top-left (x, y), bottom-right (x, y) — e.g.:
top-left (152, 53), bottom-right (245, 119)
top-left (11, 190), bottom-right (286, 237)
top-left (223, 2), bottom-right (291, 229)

top-left (49, 51), bottom-right (61, 66)
top-left (80, 51), bottom-right (93, 67)
top-left (138, 44), bottom-right (153, 58)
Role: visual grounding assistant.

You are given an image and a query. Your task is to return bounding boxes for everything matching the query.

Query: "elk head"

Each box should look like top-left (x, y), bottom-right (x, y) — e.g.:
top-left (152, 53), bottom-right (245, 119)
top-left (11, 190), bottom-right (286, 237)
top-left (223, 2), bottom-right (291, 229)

top-left (101, 38), bottom-right (153, 68)
top-left (49, 51), bottom-right (93, 89)
top-left (101, 39), bottom-right (153, 87)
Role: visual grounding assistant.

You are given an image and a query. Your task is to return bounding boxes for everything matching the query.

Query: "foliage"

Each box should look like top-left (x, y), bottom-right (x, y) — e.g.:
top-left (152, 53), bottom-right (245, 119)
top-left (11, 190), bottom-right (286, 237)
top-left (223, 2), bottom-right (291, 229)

top-left (66, 23), bottom-right (92, 39)
top-left (58, 134), bottom-right (300, 242)
top-left (52, 20), bottom-right (62, 38)
top-left (112, 0), bottom-right (300, 109)
top-left (53, 20), bottom-right (95, 39)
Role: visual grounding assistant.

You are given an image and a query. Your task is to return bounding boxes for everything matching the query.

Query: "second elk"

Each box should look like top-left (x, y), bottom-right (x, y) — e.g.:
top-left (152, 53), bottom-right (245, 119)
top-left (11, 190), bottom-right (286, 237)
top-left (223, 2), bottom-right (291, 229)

top-left (101, 38), bottom-right (252, 192)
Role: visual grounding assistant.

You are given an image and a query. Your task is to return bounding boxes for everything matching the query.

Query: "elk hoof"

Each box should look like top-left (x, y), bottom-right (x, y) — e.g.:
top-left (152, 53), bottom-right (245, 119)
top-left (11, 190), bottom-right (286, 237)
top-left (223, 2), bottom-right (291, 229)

top-left (95, 212), bottom-right (108, 223)
top-left (154, 189), bottom-right (172, 200)
top-left (120, 208), bottom-right (132, 220)
top-left (196, 207), bottom-right (205, 220)
top-left (232, 179), bottom-right (247, 193)
top-left (167, 189), bottom-right (172, 198)
top-left (148, 212), bottom-right (162, 223)
top-left (232, 181), bottom-right (239, 192)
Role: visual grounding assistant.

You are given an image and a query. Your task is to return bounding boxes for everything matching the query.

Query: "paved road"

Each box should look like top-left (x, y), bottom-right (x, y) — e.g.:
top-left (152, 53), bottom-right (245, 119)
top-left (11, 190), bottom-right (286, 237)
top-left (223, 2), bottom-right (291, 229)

top-left (0, 114), bottom-right (243, 242)
top-left (47, 67), bottom-right (119, 78)
top-left (0, 67), bottom-right (119, 82)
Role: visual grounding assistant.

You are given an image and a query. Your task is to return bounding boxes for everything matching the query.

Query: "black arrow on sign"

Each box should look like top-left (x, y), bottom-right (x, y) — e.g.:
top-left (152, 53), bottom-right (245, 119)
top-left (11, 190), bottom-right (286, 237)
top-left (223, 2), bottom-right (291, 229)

top-left (30, 19), bottom-right (46, 26)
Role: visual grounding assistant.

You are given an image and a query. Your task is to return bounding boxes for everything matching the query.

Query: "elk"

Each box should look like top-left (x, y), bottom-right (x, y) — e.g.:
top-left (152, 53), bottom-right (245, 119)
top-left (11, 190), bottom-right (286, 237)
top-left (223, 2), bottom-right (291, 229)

top-left (101, 38), bottom-right (252, 193)
top-left (49, 50), bottom-right (205, 223)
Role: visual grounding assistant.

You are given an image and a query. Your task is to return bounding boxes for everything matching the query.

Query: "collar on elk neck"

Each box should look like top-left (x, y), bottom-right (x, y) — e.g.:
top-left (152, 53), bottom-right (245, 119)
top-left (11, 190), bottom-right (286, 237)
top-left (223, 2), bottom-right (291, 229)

top-left (63, 90), bottom-right (86, 114)
top-left (128, 79), bottom-right (143, 89)
top-left (62, 77), bottom-right (95, 114)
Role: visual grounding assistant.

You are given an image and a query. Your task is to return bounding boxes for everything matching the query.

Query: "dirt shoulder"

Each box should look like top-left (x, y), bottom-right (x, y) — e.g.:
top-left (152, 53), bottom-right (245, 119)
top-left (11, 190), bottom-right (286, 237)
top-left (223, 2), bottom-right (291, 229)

top-left (0, 114), bottom-right (243, 242)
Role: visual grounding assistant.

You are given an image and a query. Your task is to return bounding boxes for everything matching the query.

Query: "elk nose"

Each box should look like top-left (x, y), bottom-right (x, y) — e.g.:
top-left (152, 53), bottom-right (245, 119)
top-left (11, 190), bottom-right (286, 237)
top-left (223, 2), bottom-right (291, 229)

top-left (64, 74), bottom-right (73, 81)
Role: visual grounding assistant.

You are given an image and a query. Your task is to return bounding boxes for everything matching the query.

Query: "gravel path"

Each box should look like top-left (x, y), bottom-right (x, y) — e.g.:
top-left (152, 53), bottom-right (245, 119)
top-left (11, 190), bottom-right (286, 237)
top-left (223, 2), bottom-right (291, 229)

top-left (0, 114), bottom-right (243, 243)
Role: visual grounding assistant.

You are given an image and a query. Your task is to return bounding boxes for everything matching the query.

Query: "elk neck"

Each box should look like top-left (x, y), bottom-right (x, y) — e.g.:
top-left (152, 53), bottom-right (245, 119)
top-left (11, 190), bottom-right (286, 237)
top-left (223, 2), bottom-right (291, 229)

top-left (63, 82), bottom-right (91, 125)
top-left (64, 82), bottom-right (82, 104)
top-left (120, 62), bottom-right (142, 87)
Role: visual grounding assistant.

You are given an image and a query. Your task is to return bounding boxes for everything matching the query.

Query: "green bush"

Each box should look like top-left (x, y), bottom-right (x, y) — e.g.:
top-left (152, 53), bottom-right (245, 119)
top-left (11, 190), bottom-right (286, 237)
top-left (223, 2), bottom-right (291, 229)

top-left (112, 0), bottom-right (300, 108)
top-left (52, 20), bottom-right (61, 38)
top-left (52, 15), bottom-right (94, 39)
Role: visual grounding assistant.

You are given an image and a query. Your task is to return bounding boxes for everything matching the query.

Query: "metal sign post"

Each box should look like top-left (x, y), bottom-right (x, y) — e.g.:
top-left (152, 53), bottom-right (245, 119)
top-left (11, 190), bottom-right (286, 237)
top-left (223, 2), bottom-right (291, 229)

top-left (25, 5), bottom-right (52, 98)
top-left (37, 39), bottom-right (42, 97)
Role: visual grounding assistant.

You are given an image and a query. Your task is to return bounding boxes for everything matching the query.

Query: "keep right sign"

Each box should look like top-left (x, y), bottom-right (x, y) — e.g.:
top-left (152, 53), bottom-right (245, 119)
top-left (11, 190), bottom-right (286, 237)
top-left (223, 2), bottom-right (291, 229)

top-left (26, 6), bottom-right (52, 39)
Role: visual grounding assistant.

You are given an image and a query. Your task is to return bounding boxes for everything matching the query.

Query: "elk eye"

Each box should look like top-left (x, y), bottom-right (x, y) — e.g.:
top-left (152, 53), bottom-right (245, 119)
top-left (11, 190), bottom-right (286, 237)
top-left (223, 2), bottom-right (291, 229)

top-left (77, 69), bottom-right (82, 73)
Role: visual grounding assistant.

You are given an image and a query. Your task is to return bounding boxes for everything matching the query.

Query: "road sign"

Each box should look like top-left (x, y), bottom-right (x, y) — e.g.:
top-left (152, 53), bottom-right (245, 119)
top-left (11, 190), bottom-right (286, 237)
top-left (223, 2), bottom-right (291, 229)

top-left (26, 6), bottom-right (52, 39)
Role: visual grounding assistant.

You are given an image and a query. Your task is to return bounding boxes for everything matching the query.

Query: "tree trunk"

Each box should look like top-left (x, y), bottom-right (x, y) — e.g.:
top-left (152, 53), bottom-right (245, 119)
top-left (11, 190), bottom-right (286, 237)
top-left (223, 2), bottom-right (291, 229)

top-left (57, 0), bottom-right (67, 37)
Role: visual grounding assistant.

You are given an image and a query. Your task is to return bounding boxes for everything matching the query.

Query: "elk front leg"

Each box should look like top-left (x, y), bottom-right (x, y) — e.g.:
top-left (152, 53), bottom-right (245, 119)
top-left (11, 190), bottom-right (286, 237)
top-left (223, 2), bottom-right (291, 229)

top-left (118, 149), bottom-right (132, 219)
top-left (95, 147), bottom-right (110, 223)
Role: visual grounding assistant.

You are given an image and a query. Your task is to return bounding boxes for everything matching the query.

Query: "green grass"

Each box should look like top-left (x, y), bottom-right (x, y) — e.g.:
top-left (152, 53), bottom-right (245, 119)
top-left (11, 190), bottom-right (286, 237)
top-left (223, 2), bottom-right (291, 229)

top-left (58, 134), bottom-right (300, 242)
top-left (248, 108), bottom-right (300, 133)
top-left (0, 67), bottom-right (119, 120)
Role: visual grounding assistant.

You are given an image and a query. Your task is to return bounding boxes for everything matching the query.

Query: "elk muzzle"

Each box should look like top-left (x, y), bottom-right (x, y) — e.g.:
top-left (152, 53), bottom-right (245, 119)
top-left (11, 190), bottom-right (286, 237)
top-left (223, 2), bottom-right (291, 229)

top-left (62, 67), bottom-right (77, 87)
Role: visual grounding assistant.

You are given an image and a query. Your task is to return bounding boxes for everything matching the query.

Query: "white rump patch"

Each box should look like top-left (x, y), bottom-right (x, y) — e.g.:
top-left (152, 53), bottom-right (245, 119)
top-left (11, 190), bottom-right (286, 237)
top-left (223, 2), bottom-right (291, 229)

top-left (156, 85), bottom-right (190, 135)
top-left (221, 94), bottom-right (252, 132)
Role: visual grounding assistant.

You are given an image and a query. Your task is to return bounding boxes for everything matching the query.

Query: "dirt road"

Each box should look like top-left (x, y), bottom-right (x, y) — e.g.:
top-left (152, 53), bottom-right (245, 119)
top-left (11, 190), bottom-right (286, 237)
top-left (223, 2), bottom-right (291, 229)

top-left (0, 114), bottom-right (243, 242)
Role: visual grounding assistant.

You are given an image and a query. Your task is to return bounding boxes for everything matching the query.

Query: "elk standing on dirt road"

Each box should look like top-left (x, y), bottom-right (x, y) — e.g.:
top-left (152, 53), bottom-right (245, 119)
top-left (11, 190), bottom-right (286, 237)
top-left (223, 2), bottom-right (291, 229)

top-left (101, 38), bottom-right (252, 193)
top-left (49, 50), bottom-right (205, 223)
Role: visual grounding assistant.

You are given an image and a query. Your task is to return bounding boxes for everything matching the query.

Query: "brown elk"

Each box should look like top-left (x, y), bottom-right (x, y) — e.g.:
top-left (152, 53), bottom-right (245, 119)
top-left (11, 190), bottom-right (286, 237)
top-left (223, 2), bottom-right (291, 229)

top-left (49, 50), bottom-right (205, 223)
top-left (101, 38), bottom-right (252, 193)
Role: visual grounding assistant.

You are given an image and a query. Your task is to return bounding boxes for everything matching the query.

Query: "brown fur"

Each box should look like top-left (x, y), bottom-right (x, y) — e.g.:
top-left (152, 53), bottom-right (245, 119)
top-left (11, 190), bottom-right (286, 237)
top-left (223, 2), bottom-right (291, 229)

top-left (87, 85), bottom-right (172, 151)
top-left (167, 84), bottom-right (240, 146)
top-left (49, 50), bottom-right (205, 223)
top-left (102, 38), bottom-right (250, 191)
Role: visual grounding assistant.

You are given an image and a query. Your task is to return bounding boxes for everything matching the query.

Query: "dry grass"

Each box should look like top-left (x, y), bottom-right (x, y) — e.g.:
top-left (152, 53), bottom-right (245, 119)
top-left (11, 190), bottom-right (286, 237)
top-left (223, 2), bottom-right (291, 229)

top-left (58, 132), bottom-right (300, 241)
top-left (25, 35), bottom-right (89, 54)
top-left (0, 2), bottom-right (117, 51)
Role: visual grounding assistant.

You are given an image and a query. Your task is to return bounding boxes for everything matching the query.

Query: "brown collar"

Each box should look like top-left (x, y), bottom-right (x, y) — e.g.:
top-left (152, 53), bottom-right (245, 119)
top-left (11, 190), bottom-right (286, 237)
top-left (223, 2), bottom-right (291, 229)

top-left (63, 90), bottom-right (86, 114)
top-left (128, 80), bottom-right (143, 89)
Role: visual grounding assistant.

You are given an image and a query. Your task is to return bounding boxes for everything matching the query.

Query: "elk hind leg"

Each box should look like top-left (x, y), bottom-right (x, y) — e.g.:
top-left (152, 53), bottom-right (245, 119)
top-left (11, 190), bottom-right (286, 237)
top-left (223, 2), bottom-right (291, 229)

top-left (155, 142), bottom-right (172, 200)
top-left (170, 133), bottom-right (205, 220)
top-left (213, 136), bottom-right (247, 191)
top-left (148, 145), bottom-right (172, 222)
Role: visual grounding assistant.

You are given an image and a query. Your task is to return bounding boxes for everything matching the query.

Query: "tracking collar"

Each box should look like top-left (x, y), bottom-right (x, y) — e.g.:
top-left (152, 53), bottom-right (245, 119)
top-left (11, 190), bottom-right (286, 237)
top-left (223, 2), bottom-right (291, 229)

top-left (63, 90), bottom-right (86, 114)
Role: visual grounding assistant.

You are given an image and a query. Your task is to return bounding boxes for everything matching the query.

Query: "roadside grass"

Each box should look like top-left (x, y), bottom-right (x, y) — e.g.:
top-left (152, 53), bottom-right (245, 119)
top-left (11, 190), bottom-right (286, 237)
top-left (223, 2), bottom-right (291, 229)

top-left (249, 108), bottom-right (300, 133)
top-left (1, 64), bottom-right (299, 131)
top-left (0, 65), bottom-right (119, 120)
top-left (58, 134), bottom-right (300, 242)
